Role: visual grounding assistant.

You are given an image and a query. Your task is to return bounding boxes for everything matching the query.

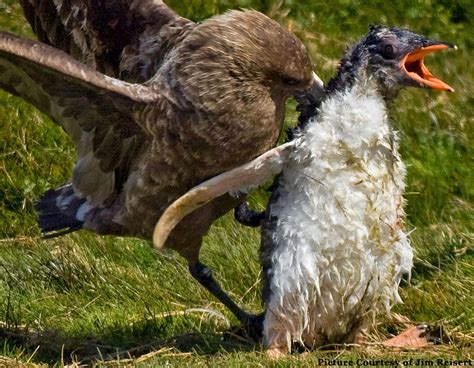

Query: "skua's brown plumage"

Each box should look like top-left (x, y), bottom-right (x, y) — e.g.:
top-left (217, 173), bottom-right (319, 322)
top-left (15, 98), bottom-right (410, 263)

top-left (0, 0), bottom-right (319, 333)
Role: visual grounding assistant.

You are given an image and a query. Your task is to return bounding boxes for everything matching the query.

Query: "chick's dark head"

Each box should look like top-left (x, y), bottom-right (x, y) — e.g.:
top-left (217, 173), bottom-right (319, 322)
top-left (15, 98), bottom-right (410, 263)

top-left (328, 25), bottom-right (455, 99)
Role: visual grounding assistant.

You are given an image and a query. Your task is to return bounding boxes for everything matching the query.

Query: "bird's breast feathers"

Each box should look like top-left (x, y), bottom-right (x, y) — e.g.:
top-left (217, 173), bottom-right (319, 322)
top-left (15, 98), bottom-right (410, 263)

top-left (264, 80), bottom-right (413, 347)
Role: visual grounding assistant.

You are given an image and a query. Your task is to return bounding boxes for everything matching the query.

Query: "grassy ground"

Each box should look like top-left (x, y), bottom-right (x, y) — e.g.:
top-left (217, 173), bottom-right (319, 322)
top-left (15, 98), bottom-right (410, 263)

top-left (0, 0), bottom-right (472, 366)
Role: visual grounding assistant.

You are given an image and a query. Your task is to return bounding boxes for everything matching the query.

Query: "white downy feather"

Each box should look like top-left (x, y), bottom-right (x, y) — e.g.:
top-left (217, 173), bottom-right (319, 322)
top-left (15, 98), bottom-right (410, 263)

top-left (264, 79), bottom-right (413, 350)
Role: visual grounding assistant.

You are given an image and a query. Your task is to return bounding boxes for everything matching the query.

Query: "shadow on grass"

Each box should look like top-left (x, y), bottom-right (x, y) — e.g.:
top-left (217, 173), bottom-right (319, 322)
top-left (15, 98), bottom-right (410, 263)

top-left (0, 321), bottom-right (256, 365)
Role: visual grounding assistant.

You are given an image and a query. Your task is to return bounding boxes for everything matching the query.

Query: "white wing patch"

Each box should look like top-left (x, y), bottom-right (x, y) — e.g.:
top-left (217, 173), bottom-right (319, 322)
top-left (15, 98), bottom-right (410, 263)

top-left (72, 152), bottom-right (115, 206)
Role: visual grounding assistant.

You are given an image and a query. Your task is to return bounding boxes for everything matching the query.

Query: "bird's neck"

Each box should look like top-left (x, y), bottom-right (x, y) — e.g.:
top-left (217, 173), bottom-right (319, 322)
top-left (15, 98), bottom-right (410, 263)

top-left (296, 77), bottom-right (394, 158)
top-left (326, 65), bottom-right (400, 104)
top-left (325, 63), bottom-right (359, 98)
top-left (295, 63), bottom-right (401, 136)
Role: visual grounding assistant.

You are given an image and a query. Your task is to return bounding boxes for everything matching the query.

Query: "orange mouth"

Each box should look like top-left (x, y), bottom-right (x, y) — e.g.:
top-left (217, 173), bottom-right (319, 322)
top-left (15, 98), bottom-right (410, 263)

top-left (400, 44), bottom-right (454, 92)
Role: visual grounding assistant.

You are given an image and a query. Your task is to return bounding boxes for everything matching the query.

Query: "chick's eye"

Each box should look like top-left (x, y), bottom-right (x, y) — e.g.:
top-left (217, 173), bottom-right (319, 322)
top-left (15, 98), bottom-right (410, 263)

top-left (381, 44), bottom-right (395, 59)
top-left (282, 77), bottom-right (300, 86)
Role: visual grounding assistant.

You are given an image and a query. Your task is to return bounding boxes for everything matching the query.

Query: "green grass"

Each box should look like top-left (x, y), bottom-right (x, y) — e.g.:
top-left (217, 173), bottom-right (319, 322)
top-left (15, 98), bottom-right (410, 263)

top-left (0, 0), bottom-right (472, 366)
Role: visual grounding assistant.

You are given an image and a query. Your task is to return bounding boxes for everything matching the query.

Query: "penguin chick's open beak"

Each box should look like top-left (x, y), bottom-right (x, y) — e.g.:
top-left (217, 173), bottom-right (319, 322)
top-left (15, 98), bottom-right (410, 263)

top-left (401, 43), bottom-right (456, 92)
